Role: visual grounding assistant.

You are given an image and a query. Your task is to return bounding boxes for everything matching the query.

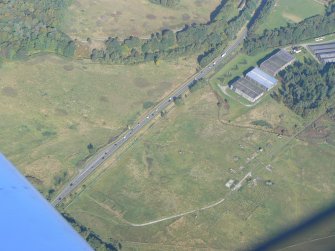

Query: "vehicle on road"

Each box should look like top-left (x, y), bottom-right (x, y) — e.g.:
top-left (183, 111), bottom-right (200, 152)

top-left (52, 27), bottom-right (247, 206)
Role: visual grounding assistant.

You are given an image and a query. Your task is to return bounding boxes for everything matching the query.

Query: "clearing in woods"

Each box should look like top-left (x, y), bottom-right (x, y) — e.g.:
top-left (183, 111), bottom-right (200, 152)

top-left (255, 0), bottom-right (325, 34)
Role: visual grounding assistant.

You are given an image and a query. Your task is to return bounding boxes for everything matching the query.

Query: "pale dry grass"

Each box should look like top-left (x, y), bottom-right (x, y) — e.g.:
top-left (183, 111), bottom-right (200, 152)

top-left (63, 0), bottom-right (221, 40)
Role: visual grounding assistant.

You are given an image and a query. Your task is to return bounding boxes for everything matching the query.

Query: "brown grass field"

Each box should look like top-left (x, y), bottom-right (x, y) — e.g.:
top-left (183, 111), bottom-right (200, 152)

top-left (63, 0), bottom-right (221, 40)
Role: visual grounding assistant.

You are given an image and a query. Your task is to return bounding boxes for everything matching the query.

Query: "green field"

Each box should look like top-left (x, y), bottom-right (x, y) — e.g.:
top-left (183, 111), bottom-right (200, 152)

top-left (0, 54), bottom-right (197, 196)
top-left (63, 0), bottom-right (221, 40)
top-left (256, 0), bottom-right (325, 34)
top-left (65, 82), bottom-right (335, 250)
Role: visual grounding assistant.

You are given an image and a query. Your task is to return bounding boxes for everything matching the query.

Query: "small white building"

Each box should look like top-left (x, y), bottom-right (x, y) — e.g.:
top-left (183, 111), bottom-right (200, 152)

top-left (225, 179), bottom-right (235, 189)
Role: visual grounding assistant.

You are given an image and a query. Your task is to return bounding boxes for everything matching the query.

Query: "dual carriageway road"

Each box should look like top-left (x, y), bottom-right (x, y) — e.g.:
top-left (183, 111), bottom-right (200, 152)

top-left (52, 29), bottom-right (247, 206)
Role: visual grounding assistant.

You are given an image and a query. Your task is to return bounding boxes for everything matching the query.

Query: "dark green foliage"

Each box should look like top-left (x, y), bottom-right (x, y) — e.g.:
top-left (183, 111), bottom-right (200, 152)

top-left (143, 101), bottom-right (155, 109)
top-left (53, 171), bottom-right (68, 186)
top-left (90, 0), bottom-right (261, 66)
top-left (62, 213), bottom-right (120, 251)
top-left (276, 59), bottom-right (335, 116)
top-left (224, 0), bottom-right (260, 39)
top-left (173, 95), bottom-right (184, 106)
top-left (188, 79), bottom-right (208, 92)
top-left (0, 0), bottom-right (75, 60)
top-left (149, 0), bottom-right (180, 7)
top-left (251, 120), bottom-right (273, 128)
top-left (87, 143), bottom-right (94, 153)
top-left (244, 1), bottom-right (335, 54)
top-left (327, 106), bottom-right (335, 120)
top-left (247, 0), bottom-right (276, 32)
top-left (211, 0), bottom-right (239, 22)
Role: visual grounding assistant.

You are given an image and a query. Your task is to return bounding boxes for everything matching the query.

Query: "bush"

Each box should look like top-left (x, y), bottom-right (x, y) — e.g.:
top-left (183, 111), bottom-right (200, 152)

top-left (251, 120), bottom-right (273, 129)
top-left (143, 101), bottom-right (155, 109)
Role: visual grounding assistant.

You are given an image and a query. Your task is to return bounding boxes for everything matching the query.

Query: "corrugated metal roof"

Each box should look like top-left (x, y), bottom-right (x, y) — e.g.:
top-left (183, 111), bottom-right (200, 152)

top-left (319, 52), bottom-right (335, 59)
top-left (246, 67), bottom-right (278, 89)
top-left (310, 42), bottom-right (335, 51)
top-left (0, 154), bottom-right (93, 251)
top-left (324, 58), bottom-right (335, 63)
top-left (312, 48), bottom-right (335, 54)
top-left (260, 49), bottom-right (295, 76)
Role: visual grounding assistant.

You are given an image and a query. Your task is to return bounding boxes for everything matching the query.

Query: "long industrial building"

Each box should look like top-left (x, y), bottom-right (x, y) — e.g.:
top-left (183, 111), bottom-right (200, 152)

top-left (246, 67), bottom-right (278, 90)
top-left (230, 67), bottom-right (277, 103)
top-left (230, 49), bottom-right (295, 103)
top-left (260, 49), bottom-right (295, 76)
top-left (230, 77), bottom-right (265, 102)
top-left (308, 42), bottom-right (335, 64)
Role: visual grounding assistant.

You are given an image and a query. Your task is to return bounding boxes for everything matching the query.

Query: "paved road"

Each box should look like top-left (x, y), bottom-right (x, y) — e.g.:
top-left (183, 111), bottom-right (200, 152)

top-left (52, 29), bottom-right (247, 206)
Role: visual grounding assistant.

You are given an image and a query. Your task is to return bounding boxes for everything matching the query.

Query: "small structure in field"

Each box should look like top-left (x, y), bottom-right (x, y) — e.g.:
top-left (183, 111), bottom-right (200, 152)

top-left (225, 179), bottom-right (235, 189)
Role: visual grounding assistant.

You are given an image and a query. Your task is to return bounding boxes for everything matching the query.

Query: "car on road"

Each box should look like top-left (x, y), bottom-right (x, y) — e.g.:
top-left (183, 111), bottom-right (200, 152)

top-left (221, 53), bottom-right (227, 58)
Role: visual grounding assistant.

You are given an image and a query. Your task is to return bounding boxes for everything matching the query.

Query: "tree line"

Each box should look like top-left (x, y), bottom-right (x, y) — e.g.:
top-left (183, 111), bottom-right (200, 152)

top-left (90, 0), bottom-right (261, 66)
top-left (62, 213), bottom-right (121, 251)
top-left (0, 0), bottom-right (263, 66)
top-left (244, 0), bottom-right (335, 55)
top-left (247, 0), bottom-right (276, 33)
top-left (273, 59), bottom-right (335, 116)
top-left (149, 0), bottom-right (180, 7)
top-left (0, 0), bottom-right (75, 61)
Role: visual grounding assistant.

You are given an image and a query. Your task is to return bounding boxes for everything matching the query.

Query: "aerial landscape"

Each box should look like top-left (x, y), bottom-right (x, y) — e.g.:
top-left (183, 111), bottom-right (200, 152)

top-left (1, 0), bottom-right (335, 250)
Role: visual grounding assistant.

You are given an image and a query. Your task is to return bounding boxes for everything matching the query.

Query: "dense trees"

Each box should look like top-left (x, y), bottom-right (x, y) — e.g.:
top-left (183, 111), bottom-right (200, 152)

top-left (247, 0), bottom-right (276, 32)
top-left (62, 213), bottom-right (120, 251)
top-left (0, 0), bottom-right (75, 60)
top-left (0, 0), bottom-right (263, 65)
top-left (90, 0), bottom-right (261, 66)
top-left (149, 0), bottom-right (180, 7)
top-left (244, 0), bottom-right (335, 54)
top-left (274, 59), bottom-right (335, 116)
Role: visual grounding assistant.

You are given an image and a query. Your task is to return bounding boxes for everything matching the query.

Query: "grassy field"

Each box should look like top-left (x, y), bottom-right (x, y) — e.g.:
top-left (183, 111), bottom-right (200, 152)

top-left (255, 0), bottom-right (325, 34)
top-left (64, 80), bottom-right (335, 250)
top-left (210, 49), bottom-right (274, 87)
top-left (63, 0), bottom-right (221, 40)
top-left (0, 54), bottom-right (197, 197)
